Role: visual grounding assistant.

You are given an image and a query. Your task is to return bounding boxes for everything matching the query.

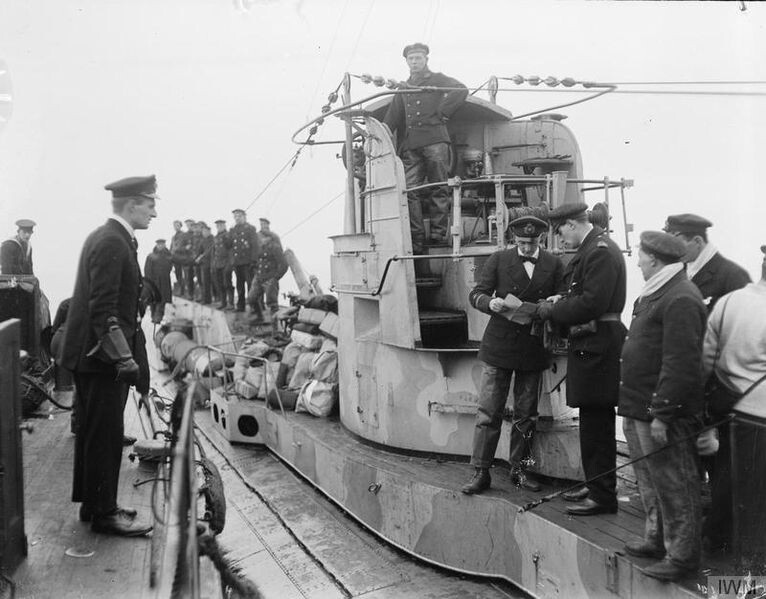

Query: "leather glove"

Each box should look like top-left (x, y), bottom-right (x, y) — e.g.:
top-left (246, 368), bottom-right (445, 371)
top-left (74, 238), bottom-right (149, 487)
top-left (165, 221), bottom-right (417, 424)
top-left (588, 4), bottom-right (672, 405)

top-left (535, 301), bottom-right (555, 322)
top-left (116, 357), bottom-right (140, 384)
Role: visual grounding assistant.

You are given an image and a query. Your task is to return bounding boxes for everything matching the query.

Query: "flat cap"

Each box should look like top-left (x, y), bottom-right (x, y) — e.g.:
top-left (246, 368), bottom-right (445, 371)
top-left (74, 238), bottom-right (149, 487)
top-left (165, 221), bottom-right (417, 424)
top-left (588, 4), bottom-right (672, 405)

top-left (104, 174), bottom-right (158, 199)
top-left (548, 202), bottom-right (588, 224)
top-left (214, 219), bottom-right (226, 224)
top-left (259, 217), bottom-right (270, 225)
top-left (510, 215), bottom-right (548, 240)
top-left (198, 221), bottom-right (210, 229)
top-left (663, 213), bottom-right (712, 236)
top-left (232, 208), bottom-right (246, 215)
top-left (403, 42), bottom-right (429, 58)
top-left (640, 230), bottom-right (687, 262)
top-left (155, 238), bottom-right (166, 243)
top-left (184, 218), bottom-right (195, 224)
top-left (15, 219), bottom-right (36, 230)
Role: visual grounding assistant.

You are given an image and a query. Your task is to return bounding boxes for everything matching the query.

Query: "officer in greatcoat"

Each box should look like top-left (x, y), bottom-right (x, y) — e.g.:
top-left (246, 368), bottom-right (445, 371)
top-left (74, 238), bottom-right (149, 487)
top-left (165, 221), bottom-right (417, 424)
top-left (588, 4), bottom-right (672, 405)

top-left (144, 238), bottom-right (173, 323)
top-left (230, 208), bottom-right (260, 312)
top-left (169, 220), bottom-right (191, 295)
top-left (1, 218), bottom-right (36, 275)
top-left (248, 217), bottom-right (286, 322)
top-left (536, 202), bottom-right (627, 515)
top-left (663, 213), bottom-right (750, 311)
top-left (59, 174), bottom-right (157, 536)
top-left (462, 216), bottom-right (564, 495)
top-left (383, 43), bottom-right (468, 256)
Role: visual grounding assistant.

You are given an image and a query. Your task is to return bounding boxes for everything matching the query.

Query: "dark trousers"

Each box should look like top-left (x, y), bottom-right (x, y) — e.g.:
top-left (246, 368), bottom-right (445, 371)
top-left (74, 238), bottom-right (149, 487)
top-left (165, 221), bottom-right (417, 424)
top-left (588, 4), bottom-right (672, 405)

top-left (183, 265), bottom-right (195, 298)
top-left (72, 371), bottom-right (128, 515)
top-left (250, 276), bottom-right (279, 315)
top-left (624, 417), bottom-right (701, 569)
top-left (470, 363), bottom-right (541, 470)
top-left (212, 267), bottom-right (232, 306)
top-left (401, 142), bottom-right (452, 254)
top-left (233, 264), bottom-right (251, 309)
top-left (172, 261), bottom-right (185, 295)
top-left (198, 264), bottom-right (212, 304)
top-left (705, 423), bottom-right (732, 549)
top-left (579, 406), bottom-right (617, 506)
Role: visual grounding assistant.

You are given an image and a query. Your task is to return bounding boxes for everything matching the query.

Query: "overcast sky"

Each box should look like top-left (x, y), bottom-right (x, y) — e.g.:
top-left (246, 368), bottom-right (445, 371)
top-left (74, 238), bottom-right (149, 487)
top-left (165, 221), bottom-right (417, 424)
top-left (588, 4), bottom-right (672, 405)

top-left (1, 0), bottom-right (765, 310)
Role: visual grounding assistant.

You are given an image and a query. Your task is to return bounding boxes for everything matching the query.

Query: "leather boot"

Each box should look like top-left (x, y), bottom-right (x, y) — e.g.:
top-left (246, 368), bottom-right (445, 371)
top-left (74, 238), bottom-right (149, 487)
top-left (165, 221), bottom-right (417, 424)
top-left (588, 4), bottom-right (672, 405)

top-left (461, 467), bottom-right (491, 495)
top-left (511, 468), bottom-right (541, 492)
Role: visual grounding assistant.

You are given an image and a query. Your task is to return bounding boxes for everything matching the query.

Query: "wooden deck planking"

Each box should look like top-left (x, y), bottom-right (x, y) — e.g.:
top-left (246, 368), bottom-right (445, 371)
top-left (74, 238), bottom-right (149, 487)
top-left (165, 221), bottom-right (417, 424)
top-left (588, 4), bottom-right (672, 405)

top-left (12, 400), bottom-right (157, 599)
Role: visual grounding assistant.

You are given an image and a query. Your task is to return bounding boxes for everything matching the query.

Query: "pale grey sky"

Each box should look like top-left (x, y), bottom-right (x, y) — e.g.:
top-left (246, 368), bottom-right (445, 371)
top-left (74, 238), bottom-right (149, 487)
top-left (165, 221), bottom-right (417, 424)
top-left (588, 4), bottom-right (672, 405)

top-left (1, 0), bottom-right (765, 309)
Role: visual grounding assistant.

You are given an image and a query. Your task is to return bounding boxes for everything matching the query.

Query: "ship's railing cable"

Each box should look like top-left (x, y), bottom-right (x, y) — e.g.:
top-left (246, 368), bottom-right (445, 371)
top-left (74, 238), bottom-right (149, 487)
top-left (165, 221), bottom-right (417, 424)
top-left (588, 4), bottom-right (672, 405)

top-left (519, 414), bottom-right (735, 514)
top-left (244, 76), bottom-right (345, 212)
top-left (282, 191), bottom-right (344, 239)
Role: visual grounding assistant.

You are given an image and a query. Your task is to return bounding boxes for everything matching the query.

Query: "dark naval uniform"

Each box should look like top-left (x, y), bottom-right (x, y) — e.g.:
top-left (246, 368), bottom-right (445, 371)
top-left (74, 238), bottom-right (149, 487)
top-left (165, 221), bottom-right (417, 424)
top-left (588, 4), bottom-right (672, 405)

top-left (549, 218), bottom-right (627, 509)
top-left (468, 245), bottom-right (564, 473)
top-left (212, 221), bottom-right (233, 308)
top-left (1, 219), bottom-right (35, 275)
top-left (144, 242), bottom-right (173, 322)
top-left (383, 43), bottom-right (468, 253)
top-left (249, 226), bottom-right (285, 319)
top-left (170, 227), bottom-right (192, 295)
top-left (690, 253), bottom-right (750, 311)
top-left (60, 177), bottom-right (153, 518)
top-left (664, 213), bottom-right (750, 311)
top-left (230, 211), bottom-right (260, 311)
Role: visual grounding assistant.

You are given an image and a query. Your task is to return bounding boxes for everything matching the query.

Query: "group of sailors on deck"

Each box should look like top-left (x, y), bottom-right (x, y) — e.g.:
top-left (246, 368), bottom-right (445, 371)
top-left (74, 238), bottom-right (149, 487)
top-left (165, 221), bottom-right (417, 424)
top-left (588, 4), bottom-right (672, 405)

top-left (462, 207), bottom-right (763, 583)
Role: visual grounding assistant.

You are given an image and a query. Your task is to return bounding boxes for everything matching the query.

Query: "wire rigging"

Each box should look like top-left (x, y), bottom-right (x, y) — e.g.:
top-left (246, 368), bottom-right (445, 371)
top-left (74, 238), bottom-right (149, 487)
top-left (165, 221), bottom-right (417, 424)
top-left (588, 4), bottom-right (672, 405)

top-left (345, 0), bottom-right (376, 72)
top-left (282, 191), bottom-right (344, 238)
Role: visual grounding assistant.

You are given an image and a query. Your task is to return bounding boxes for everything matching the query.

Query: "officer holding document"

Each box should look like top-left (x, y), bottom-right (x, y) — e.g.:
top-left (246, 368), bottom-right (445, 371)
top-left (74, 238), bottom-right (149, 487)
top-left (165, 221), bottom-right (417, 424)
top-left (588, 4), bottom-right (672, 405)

top-left (461, 216), bottom-right (564, 495)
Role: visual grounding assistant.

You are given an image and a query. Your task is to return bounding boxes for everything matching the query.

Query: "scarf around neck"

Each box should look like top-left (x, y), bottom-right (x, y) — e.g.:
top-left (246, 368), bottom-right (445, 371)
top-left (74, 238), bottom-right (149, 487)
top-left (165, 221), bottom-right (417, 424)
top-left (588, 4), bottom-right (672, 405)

top-left (639, 262), bottom-right (684, 299)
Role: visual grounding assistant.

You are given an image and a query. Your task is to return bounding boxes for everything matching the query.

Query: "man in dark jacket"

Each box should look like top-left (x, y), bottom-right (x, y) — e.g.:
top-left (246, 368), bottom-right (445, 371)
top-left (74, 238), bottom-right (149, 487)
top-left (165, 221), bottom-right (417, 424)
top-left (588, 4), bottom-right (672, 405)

top-left (60, 174), bottom-right (156, 537)
top-left (536, 202), bottom-right (627, 515)
top-left (461, 216), bottom-right (564, 495)
top-left (619, 231), bottom-right (706, 582)
top-left (383, 43), bottom-right (468, 255)
top-left (212, 219), bottom-right (233, 309)
top-left (195, 222), bottom-right (214, 304)
top-left (1, 218), bottom-right (35, 275)
top-left (248, 218), bottom-right (285, 322)
top-left (144, 239), bottom-right (173, 322)
top-left (663, 213), bottom-right (750, 312)
top-left (169, 220), bottom-right (190, 296)
top-left (230, 208), bottom-right (260, 312)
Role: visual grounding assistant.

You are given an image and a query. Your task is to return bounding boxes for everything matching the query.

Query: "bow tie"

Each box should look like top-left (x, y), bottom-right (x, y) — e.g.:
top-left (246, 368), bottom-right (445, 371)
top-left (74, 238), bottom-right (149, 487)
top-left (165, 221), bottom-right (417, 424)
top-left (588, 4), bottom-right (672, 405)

top-left (520, 256), bottom-right (537, 264)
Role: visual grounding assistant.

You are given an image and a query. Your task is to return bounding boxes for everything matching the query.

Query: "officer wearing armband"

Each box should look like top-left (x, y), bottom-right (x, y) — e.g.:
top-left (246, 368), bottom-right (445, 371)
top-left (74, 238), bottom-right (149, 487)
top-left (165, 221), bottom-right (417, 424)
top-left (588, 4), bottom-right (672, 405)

top-left (60, 174), bottom-right (157, 537)
top-left (535, 202), bottom-right (627, 516)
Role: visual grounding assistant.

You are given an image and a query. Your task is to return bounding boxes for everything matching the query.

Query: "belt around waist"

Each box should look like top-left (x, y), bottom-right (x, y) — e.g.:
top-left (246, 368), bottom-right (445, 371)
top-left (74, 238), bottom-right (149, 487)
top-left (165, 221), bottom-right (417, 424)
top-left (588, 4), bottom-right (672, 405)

top-left (598, 313), bottom-right (622, 322)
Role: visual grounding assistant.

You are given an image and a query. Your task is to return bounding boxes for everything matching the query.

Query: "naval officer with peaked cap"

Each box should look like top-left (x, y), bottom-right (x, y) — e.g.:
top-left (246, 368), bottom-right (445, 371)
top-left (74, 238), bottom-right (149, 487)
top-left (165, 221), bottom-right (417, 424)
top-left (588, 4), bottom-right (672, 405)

top-left (535, 202), bottom-right (627, 515)
top-left (462, 215), bottom-right (564, 495)
top-left (60, 174), bottom-right (157, 537)
top-left (1, 218), bottom-right (36, 275)
top-left (663, 213), bottom-right (750, 311)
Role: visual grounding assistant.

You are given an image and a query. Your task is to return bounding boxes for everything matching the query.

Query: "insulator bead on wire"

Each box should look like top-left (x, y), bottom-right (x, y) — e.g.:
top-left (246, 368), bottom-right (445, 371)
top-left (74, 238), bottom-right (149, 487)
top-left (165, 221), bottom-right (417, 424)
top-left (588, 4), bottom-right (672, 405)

top-left (360, 73), bottom-right (373, 84)
top-left (316, 117), bottom-right (324, 125)
top-left (372, 75), bottom-right (386, 87)
top-left (527, 76), bottom-right (541, 86)
top-left (321, 105), bottom-right (331, 114)
top-left (561, 77), bottom-right (576, 88)
top-left (543, 77), bottom-right (559, 87)
top-left (327, 92), bottom-right (338, 103)
top-left (511, 75), bottom-right (525, 85)
top-left (309, 126), bottom-right (318, 135)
